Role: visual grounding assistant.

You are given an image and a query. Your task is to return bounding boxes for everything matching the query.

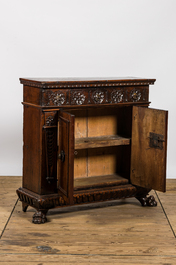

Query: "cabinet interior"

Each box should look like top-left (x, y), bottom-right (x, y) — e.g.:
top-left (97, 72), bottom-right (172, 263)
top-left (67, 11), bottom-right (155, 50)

top-left (58, 106), bottom-right (132, 192)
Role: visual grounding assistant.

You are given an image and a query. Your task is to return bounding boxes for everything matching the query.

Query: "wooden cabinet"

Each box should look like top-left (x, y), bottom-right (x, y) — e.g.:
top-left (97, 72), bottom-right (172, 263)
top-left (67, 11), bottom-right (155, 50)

top-left (16, 78), bottom-right (168, 224)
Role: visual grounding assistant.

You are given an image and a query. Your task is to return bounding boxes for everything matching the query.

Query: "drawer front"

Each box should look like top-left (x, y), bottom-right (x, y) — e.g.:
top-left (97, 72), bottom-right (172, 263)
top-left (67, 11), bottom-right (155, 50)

top-left (42, 86), bottom-right (149, 107)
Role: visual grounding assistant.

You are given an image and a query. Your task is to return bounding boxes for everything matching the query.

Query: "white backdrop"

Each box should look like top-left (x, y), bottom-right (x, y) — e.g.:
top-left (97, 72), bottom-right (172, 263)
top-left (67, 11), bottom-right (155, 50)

top-left (0, 0), bottom-right (175, 178)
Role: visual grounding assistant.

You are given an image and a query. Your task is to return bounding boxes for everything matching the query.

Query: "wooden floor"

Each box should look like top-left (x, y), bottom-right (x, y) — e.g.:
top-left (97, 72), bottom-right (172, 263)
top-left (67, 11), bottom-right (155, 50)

top-left (0, 177), bottom-right (176, 264)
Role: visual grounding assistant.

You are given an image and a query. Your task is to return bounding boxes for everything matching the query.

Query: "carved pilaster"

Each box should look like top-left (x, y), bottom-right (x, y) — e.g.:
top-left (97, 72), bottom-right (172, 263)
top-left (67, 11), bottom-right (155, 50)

top-left (44, 112), bottom-right (58, 183)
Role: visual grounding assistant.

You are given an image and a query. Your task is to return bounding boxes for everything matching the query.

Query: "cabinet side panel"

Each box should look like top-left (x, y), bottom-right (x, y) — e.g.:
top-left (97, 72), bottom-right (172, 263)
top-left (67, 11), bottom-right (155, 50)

top-left (131, 106), bottom-right (168, 192)
top-left (23, 85), bottom-right (41, 105)
top-left (23, 106), bottom-right (42, 193)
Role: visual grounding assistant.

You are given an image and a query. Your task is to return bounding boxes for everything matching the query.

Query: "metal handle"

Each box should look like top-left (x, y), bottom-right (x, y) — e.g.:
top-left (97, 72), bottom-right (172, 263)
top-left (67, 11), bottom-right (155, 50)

top-left (58, 150), bottom-right (65, 162)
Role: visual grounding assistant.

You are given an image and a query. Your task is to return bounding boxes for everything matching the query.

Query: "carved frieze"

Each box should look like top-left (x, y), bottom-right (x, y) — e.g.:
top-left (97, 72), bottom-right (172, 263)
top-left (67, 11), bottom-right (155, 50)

top-left (44, 91), bottom-right (65, 106)
top-left (92, 90), bottom-right (105, 104)
top-left (111, 89), bottom-right (123, 103)
top-left (42, 87), bottom-right (148, 107)
top-left (130, 89), bottom-right (141, 102)
top-left (71, 91), bottom-right (86, 105)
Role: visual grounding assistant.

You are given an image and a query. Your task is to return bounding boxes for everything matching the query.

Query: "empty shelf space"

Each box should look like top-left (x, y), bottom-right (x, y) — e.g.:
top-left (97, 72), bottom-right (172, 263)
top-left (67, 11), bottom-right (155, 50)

top-left (74, 174), bottom-right (129, 191)
top-left (75, 135), bottom-right (130, 149)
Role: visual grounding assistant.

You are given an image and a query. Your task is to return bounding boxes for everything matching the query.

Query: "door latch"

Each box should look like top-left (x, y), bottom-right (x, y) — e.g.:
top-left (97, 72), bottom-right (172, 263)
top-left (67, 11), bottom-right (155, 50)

top-left (58, 150), bottom-right (65, 162)
top-left (149, 132), bottom-right (164, 150)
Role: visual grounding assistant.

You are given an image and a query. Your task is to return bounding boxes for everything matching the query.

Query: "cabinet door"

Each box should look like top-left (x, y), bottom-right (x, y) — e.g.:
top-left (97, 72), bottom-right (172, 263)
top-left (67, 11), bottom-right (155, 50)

top-left (130, 106), bottom-right (168, 192)
top-left (58, 110), bottom-right (75, 204)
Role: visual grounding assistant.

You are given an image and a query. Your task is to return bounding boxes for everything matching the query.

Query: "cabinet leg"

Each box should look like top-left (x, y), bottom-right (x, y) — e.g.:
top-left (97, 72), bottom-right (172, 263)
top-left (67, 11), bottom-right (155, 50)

top-left (136, 195), bottom-right (157, 207)
top-left (32, 210), bottom-right (48, 224)
top-left (22, 202), bottom-right (29, 212)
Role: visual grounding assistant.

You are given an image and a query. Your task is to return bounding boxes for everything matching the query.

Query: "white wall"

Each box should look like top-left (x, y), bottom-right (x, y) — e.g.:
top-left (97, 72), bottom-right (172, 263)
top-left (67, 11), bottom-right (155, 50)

top-left (0, 0), bottom-right (175, 178)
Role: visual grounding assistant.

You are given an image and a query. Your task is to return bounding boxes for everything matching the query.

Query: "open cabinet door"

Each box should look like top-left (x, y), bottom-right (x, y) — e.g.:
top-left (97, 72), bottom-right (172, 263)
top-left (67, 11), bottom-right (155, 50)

top-left (58, 110), bottom-right (75, 204)
top-left (131, 106), bottom-right (168, 192)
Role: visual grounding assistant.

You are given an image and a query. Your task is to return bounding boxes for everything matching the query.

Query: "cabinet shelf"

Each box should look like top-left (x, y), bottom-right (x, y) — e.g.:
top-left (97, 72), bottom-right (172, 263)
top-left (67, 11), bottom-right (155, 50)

top-left (74, 174), bottom-right (129, 191)
top-left (75, 135), bottom-right (130, 150)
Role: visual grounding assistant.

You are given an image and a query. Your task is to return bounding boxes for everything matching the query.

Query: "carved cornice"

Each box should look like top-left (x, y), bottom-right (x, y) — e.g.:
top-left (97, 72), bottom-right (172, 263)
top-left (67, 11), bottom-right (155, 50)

top-left (20, 79), bottom-right (155, 89)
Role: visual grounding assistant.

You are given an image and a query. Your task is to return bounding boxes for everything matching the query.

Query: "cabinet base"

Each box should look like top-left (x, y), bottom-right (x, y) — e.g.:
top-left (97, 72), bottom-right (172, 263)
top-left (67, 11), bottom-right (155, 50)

top-left (16, 185), bottom-right (156, 224)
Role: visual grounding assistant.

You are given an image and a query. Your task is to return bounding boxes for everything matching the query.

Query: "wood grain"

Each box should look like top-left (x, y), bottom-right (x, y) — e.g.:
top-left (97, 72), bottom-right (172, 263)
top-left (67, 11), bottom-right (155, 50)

top-left (87, 146), bottom-right (124, 177)
top-left (2, 177), bottom-right (176, 264)
top-left (74, 174), bottom-right (128, 190)
top-left (130, 106), bottom-right (168, 192)
top-left (58, 111), bottom-right (74, 204)
top-left (75, 135), bottom-right (130, 149)
top-left (70, 109), bottom-right (88, 178)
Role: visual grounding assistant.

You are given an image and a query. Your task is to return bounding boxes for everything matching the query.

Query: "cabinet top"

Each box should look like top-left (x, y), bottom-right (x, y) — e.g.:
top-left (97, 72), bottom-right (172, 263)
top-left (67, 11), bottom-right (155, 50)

top-left (20, 77), bottom-right (156, 88)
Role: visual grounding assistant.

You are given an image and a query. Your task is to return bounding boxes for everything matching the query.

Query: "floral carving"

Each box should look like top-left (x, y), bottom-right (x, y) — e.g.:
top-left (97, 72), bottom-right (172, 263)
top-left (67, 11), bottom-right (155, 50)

top-left (130, 89), bottom-right (141, 102)
top-left (46, 116), bottom-right (54, 126)
top-left (92, 90), bottom-right (105, 104)
top-left (111, 90), bottom-right (123, 103)
top-left (46, 91), bottom-right (65, 106)
top-left (71, 91), bottom-right (86, 105)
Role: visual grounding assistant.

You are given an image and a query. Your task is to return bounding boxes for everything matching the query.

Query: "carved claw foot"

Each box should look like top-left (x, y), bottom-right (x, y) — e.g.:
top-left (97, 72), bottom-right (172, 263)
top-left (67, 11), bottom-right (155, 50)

top-left (22, 202), bottom-right (29, 212)
top-left (32, 211), bottom-right (48, 224)
top-left (136, 195), bottom-right (157, 207)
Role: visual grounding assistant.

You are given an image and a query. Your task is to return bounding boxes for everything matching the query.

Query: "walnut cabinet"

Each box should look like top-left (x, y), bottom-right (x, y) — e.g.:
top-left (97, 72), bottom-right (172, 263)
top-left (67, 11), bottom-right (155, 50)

top-left (16, 78), bottom-right (168, 224)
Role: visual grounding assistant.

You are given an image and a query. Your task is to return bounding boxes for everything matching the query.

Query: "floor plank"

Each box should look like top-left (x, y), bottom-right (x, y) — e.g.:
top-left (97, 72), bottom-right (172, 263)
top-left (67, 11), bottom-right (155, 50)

top-left (0, 176), bottom-right (21, 235)
top-left (0, 177), bottom-right (176, 264)
top-left (156, 179), bottom-right (176, 236)
top-left (0, 254), bottom-right (176, 264)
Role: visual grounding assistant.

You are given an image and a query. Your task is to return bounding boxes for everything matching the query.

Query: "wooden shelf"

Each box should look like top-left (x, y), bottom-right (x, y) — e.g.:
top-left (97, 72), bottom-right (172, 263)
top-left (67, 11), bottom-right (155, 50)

top-left (74, 174), bottom-right (129, 191)
top-left (75, 135), bottom-right (130, 150)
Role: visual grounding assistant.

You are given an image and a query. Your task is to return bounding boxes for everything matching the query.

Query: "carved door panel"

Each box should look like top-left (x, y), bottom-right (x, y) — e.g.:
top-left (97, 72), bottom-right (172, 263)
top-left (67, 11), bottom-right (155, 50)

top-left (130, 106), bottom-right (168, 192)
top-left (58, 110), bottom-right (75, 204)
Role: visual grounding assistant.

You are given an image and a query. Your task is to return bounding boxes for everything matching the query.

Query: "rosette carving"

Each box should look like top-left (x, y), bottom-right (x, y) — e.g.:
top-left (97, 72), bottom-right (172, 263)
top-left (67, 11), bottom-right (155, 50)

top-left (111, 90), bottom-right (123, 103)
top-left (46, 116), bottom-right (54, 126)
top-left (45, 91), bottom-right (65, 106)
top-left (71, 91), bottom-right (86, 105)
top-left (130, 89), bottom-right (141, 102)
top-left (92, 90), bottom-right (105, 104)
